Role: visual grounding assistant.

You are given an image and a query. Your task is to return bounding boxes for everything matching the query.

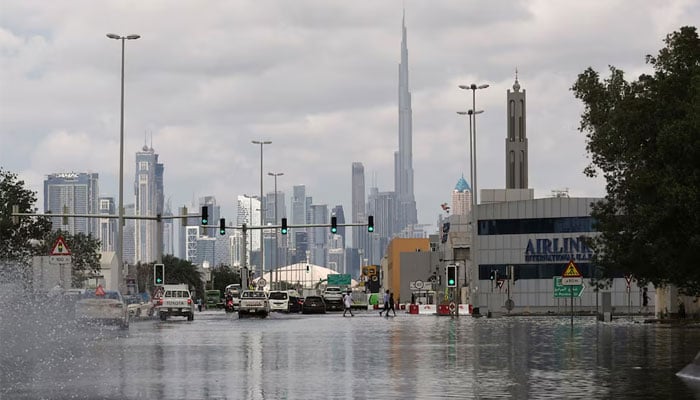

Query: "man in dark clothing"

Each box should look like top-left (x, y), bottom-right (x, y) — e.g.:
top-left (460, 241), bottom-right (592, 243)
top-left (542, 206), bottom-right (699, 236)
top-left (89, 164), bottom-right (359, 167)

top-left (387, 292), bottom-right (396, 316)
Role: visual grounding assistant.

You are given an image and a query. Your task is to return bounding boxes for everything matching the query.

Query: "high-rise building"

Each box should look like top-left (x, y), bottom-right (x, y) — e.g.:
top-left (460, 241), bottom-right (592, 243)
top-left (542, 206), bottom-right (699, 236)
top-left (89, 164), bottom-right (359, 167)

top-left (44, 172), bottom-right (99, 236)
top-left (236, 195), bottom-right (261, 251)
top-left (290, 185), bottom-right (307, 250)
top-left (98, 196), bottom-right (116, 251)
top-left (452, 175), bottom-right (472, 216)
top-left (506, 73), bottom-right (529, 189)
top-left (123, 203), bottom-right (136, 265)
top-left (134, 144), bottom-right (164, 263)
top-left (309, 204), bottom-right (328, 266)
top-left (265, 190), bottom-right (286, 225)
top-left (331, 205), bottom-right (346, 247)
top-left (351, 162), bottom-right (367, 250)
top-left (394, 12), bottom-right (418, 234)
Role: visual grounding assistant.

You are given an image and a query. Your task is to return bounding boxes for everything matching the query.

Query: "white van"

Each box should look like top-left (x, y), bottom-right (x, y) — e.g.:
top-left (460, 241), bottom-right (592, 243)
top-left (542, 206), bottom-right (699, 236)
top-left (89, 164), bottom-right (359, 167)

top-left (268, 291), bottom-right (289, 312)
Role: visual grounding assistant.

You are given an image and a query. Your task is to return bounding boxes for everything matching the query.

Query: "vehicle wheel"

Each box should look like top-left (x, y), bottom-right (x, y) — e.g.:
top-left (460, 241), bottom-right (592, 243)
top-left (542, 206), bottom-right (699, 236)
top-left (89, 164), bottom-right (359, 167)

top-left (187, 313), bottom-right (194, 321)
top-left (136, 309), bottom-right (141, 318)
top-left (159, 312), bottom-right (167, 321)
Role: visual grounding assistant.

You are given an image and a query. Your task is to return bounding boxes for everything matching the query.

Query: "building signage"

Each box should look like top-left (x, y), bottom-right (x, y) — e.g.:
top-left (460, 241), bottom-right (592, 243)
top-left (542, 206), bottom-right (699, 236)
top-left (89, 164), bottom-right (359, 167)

top-left (524, 237), bottom-right (593, 262)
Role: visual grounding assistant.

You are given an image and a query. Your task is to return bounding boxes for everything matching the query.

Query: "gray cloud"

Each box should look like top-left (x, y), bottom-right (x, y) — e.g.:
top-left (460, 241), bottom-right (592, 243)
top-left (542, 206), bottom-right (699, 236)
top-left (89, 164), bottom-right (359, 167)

top-left (1, 0), bottom-right (698, 229)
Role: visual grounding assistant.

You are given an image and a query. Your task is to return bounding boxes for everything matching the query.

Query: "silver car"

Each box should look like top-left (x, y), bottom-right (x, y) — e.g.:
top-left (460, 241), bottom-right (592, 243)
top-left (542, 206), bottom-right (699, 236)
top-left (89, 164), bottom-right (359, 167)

top-left (75, 289), bottom-right (129, 329)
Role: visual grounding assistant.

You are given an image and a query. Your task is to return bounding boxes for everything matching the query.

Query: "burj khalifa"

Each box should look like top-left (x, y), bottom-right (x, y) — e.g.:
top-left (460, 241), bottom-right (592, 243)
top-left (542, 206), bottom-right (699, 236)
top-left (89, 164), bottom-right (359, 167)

top-left (394, 12), bottom-right (418, 234)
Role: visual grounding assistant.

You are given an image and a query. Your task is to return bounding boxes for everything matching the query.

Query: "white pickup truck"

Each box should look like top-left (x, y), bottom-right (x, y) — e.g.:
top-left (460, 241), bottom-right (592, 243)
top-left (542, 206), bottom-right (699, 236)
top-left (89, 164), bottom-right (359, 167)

top-left (156, 284), bottom-right (194, 321)
top-left (238, 290), bottom-right (269, 318)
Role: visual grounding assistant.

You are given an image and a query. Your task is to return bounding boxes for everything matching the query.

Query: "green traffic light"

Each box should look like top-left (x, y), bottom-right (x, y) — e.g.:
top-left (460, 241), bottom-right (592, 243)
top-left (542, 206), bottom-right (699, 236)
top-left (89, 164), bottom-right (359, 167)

top-left (331, 227), bottom-right (337, 233)
top-left (448, 279), bottom-right (455, 285)
top-left (281, 228), bottom-right (288, 234)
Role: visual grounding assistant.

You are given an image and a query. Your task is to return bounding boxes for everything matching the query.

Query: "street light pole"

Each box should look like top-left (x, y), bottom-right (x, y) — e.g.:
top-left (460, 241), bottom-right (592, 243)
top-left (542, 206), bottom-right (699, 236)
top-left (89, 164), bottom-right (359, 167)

top-left (107, 33), bottom-right (140, 292)
top-left (268, 172), bottom-right (283, 290)
top-left (458, 82), bottom-right (488, 312)
top-left (252, 140), bottom-right (271, 284)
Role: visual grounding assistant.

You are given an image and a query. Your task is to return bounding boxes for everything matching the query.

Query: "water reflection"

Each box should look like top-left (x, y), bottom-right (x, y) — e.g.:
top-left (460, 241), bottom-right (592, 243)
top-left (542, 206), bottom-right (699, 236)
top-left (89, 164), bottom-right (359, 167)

top-left (2, 310), bottom-right (699, 399)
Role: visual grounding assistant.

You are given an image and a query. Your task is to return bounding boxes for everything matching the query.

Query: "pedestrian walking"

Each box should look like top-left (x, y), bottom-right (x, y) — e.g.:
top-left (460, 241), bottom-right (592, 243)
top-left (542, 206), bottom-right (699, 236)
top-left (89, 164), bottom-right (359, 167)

top-left (379, 290), bottom-right (390, 316)
top-left (343, 290), bottom-right (354, 317)
top-left (388, 292), bottom-right (396, 316)
top-left (197, 297), bottom-right (202, 312)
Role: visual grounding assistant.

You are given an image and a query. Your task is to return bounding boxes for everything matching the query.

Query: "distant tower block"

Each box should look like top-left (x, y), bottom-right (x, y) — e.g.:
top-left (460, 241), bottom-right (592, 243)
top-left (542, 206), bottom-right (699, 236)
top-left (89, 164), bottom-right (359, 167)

top-left (506, 70), bottom-right (529, 189)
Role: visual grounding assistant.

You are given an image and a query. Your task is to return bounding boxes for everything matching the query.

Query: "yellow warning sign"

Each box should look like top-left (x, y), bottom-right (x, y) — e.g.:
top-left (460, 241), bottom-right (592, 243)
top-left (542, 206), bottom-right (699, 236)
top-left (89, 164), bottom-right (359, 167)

top-left (562, 260), bottom-right (582, 278)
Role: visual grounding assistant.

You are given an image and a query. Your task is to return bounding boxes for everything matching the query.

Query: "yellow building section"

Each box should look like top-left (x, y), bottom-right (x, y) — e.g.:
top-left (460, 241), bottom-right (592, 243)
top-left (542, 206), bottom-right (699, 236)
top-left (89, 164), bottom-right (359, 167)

top-left (386, 238), bottom-right (430, 302)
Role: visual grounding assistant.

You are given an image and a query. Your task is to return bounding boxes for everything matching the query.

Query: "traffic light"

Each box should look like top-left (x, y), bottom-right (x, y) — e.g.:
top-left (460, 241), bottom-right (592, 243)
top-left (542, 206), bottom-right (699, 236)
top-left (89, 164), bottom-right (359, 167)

top-left (331, 216), bottom-right (337, 233)
top-left (281, 218), bottom-right (288, 235)
top-left (446, 265), bottom-right (457, 287)
top-left (306, 265), bottom-right (310, 272)
top-left (154, 263), bottom-right (165, 285)
top-left (201, 206), bottom-right (209, 225)
top-left (219, 218), bottom-right (226, 235)
top-left (489, 270), bottom-right (496, 281)
top-left (367, 215), bottom-right (374, 232)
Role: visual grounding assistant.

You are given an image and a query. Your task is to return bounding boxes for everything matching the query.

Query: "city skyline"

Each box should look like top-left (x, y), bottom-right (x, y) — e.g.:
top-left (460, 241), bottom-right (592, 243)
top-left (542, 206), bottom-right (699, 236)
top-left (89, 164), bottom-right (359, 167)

top-left (3, 2), bottom-right (698, 232)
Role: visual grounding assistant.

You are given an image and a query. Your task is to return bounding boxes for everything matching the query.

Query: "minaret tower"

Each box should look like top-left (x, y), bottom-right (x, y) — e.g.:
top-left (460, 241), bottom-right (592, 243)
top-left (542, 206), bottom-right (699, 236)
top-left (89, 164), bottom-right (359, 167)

top-left (505, 70), bottom-right (528, 189)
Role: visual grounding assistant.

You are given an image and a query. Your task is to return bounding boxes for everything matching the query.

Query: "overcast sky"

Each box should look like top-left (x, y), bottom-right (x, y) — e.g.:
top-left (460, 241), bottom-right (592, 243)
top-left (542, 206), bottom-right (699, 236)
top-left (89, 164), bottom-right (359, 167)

top-left (1, 0), bottom-right (698, 231)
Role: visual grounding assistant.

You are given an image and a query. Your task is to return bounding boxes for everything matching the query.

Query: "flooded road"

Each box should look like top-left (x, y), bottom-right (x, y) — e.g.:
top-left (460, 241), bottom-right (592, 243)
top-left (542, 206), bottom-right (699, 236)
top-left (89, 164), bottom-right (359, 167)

top-left (2, 309), bottom-right (700, 399)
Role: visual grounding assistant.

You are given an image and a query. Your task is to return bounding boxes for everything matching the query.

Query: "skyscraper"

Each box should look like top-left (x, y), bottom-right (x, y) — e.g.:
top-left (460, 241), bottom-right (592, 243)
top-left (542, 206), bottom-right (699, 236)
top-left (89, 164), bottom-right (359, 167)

top-left (44, 172), bottom-right (99, 236)
top-left (309, 204), bottom-right (328, 266)
top-left (291, 185), bottom-right (306, 250)
top-left (98, 196), bottom-right (116, 251)
top-left (506, 73), bottom-right (529, 189)
top-left (134, 144), bottom-right (164, 263)
top-left (394, 12), bottom-right (418, 234)
top-left (351, 162), bottom-right (366, 250)
top-left (452, 175), bottom-right (472, 216)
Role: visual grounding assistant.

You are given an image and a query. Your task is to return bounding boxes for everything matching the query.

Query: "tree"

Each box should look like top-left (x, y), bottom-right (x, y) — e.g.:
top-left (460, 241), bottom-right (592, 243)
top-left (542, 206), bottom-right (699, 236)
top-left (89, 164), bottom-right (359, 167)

top-left (211, 264), bottom-right (241, 293)
top-left (137, 255), bottom-right (204, 298)
top-left (571, 26), bottom-right (700, 295)
top-left (41, 230), bottom-right (102, 288)
top-left (0, 168), bottom-right (52, 279)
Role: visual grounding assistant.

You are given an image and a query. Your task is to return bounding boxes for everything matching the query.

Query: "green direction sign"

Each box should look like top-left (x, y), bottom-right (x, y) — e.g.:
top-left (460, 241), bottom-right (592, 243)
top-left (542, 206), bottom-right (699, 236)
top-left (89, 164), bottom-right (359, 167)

top-left (553, 277), bottom-right (584, 298)
top-left (327, 274), bottom-right (351, 286)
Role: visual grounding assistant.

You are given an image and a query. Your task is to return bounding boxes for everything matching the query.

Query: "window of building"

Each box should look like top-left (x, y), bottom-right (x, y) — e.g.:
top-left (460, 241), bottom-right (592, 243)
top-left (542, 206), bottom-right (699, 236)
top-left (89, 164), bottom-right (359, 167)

top-left (139, 161), bottom-right (149, 171)
top-left (479, 216), bottom-right (597, 235)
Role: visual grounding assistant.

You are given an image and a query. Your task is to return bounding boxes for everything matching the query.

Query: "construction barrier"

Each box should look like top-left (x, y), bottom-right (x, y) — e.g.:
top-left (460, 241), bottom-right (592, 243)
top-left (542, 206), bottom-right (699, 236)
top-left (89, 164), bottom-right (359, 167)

top-left (418, 304), bottom-right (436, 315)
top-left (437, 304), bottom-right (451, 316)
top-left (409, 304), bottom-right (419, 314)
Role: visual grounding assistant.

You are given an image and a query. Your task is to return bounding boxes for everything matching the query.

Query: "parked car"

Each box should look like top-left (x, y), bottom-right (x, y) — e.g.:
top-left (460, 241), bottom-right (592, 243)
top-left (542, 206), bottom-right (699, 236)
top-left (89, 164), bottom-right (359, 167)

top-left (75, 289), bottom-right (129, 329)
top-left (124, 295), bottom-right (151, 318)
top-left (288, 293), bottom-right (303, 313)
top-left (302, 295), bottom-right (326, 314)
top-left (238, 290), bottom-right (270, 318)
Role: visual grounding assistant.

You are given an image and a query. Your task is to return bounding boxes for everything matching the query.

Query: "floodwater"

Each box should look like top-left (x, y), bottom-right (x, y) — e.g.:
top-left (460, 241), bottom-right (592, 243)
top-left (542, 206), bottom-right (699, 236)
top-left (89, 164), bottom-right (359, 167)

top-left (2, 307), bottom-right (700, 400)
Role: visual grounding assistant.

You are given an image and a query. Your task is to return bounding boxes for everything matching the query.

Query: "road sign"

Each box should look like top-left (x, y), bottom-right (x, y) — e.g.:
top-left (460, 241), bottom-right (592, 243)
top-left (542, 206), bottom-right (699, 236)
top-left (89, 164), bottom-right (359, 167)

top-left (553, 277), bottom-right (584, 298)
top-left (496, 279), bottom-right (505, 289)
top-left (562, 277), bottom-right (583, 286)
top-left (50, 236), bottom-right (71, 256)
top-left (327, 274), bottom-right (351, 286)
top-left (257, 278), bottom-right (267, 287)
top-left (624, 274), bottom-right (633, 288)
top-left (95, 284), bottom-right (105, 296)
top-left (562, 259), bottom-right (582, 278)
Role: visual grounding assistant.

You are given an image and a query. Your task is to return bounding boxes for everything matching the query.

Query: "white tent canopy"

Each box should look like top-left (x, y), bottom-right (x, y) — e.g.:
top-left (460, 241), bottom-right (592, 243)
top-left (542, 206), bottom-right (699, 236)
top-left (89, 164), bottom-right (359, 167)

top-left (253, 262), bottom-right (358, 291)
